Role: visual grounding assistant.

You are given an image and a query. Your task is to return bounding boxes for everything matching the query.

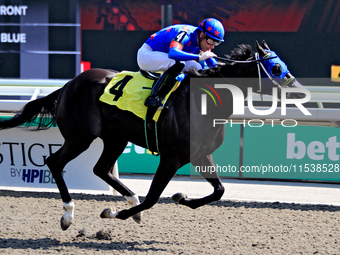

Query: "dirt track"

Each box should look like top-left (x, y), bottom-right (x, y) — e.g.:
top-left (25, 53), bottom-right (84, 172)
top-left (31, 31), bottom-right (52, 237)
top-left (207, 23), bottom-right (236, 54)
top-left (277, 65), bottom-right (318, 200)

top-left (1, 190), bottom-right (340, 254)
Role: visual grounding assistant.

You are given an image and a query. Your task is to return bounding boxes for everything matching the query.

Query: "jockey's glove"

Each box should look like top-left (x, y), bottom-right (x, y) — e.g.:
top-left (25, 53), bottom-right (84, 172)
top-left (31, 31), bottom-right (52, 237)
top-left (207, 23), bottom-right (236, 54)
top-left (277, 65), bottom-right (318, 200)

top-left (199, 51), bottom-right (217, 61)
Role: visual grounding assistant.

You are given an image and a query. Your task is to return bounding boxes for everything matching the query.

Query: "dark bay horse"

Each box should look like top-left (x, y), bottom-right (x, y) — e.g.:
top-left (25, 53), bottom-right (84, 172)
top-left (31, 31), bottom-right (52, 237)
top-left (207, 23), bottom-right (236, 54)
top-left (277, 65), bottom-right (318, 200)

top-left (0, 41), bottom-right (305, 230)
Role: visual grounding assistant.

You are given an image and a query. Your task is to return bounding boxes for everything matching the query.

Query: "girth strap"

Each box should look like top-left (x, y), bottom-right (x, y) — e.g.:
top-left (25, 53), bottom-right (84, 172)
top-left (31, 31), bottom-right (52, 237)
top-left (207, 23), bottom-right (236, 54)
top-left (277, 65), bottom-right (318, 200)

top-left (144, 106), bottom-right (160, 156)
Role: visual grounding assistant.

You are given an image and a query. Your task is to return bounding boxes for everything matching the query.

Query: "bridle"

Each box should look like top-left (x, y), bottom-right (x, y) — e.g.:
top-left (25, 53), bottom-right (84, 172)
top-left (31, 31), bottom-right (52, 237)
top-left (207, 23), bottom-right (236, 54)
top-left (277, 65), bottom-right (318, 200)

top-left (215, 53), bottom-right (297, 94)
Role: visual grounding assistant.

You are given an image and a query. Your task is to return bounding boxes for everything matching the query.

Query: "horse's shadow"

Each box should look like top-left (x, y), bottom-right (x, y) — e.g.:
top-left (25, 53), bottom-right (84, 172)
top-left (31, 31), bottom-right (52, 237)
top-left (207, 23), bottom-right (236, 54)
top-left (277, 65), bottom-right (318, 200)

top-left (1, 189), bottom-right (340, 212)
top-left (208, 199), bottom-right (340, 212)
top-left (0, 190), bottom-right (126, 202)
top-left (0, 237), bottom-right (169, 252)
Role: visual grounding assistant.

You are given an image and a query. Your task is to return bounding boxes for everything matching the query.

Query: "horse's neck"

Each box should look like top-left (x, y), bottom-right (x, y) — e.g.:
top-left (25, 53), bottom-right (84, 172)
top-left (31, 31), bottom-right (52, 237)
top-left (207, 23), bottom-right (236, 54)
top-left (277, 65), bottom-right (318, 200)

top-left (221, 61), bottom-right (258, 78)
top-left (189, 63), bottom-right (259, 119)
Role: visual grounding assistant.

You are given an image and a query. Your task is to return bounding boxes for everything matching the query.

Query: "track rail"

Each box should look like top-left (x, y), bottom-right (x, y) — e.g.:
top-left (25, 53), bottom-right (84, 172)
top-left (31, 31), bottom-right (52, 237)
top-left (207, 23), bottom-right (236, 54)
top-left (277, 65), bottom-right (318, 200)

top-left (0, 80), bottom-right (339, 126)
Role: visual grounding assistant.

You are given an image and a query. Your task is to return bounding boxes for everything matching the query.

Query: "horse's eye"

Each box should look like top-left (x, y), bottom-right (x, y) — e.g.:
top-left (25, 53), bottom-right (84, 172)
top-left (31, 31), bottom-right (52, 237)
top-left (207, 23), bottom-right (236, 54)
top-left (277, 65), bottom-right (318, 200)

top-left (271, 63), bottom-right (282, 77)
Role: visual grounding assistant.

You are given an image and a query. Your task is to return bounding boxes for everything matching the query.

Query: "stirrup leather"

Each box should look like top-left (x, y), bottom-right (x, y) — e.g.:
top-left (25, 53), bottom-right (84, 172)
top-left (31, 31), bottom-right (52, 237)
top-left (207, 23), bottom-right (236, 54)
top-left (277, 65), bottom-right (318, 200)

top-left (144, 62), bottom-right (184, 108)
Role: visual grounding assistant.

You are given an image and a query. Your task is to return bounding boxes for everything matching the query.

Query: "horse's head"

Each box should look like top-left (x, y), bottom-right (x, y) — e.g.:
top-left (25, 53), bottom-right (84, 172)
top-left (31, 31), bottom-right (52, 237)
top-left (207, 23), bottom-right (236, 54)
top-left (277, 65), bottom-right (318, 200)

top-left (255, 40), bottom-right (305, 98)
top-left (216, 40), bottom-right (305, 99)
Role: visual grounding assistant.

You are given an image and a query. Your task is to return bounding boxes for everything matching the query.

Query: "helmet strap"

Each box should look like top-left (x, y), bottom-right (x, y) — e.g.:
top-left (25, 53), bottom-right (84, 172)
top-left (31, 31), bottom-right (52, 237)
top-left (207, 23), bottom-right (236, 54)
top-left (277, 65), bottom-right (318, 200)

top-left (197, 32), bottom-right (205, 50)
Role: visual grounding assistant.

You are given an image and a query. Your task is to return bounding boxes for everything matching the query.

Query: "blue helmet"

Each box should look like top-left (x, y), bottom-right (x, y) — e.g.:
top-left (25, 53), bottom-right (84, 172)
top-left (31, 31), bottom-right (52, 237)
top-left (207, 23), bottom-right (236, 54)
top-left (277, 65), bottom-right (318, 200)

top-left (198, 18), bottom-right (225, 42)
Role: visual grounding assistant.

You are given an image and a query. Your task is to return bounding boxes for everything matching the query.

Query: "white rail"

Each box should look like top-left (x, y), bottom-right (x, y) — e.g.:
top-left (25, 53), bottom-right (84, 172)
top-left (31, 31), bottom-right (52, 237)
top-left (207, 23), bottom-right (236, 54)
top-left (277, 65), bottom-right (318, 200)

top-left (0, 80), bottom-right (339, 125)
top-left (0, 79), bottom-right (67, 112)
top-left (0, 79), bottom-right (68, 87)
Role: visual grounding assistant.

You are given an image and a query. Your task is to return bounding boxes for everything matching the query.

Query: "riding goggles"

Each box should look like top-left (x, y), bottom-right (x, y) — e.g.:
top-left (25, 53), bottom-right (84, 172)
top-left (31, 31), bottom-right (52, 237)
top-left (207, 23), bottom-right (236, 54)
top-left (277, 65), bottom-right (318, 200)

top-left (205, 34), bottom-right (221, 46)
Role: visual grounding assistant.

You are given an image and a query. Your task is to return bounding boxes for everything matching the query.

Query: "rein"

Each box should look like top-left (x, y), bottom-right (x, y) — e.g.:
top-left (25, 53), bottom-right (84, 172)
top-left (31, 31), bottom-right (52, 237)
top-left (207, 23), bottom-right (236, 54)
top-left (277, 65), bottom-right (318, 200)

top-left (215, 55), bottom-right (277, 65)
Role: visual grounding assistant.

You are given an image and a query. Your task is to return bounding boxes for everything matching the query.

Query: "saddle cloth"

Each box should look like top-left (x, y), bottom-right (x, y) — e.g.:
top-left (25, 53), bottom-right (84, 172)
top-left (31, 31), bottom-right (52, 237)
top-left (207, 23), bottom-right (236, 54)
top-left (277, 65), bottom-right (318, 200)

top-left (99, 71), bottom-right (172, 122)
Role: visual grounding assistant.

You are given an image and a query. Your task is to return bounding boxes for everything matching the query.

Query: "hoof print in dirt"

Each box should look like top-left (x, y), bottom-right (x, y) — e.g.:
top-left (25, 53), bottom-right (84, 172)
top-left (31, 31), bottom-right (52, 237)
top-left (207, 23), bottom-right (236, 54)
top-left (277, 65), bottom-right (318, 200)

top-left (76, 229), bottom-right (86, 238)
top-left (94, 230), bottom-right (112, 240)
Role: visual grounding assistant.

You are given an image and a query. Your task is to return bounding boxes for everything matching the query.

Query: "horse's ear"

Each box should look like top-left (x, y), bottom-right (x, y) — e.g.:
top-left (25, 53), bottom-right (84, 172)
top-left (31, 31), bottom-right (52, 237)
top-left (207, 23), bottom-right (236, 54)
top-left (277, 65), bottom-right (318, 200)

top-left (261, 40), bottom-right (271, 51)
top-left (256, 40), bottom-right (267, 57)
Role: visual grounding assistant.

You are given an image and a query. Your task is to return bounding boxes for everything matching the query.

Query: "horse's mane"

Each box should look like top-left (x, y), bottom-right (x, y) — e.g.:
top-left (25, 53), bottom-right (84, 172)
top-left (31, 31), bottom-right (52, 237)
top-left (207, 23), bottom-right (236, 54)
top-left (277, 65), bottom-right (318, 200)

top-left (187, 44), bottom-right (253, 77)
top-left (226, 44), bottom-right (253, 61)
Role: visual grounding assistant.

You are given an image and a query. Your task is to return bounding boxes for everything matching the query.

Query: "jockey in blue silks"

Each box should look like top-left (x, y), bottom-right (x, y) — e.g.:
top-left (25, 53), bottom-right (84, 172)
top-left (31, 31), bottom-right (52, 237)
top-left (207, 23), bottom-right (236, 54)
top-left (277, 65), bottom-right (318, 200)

top-left (137, 18), bottom-right (225, 107)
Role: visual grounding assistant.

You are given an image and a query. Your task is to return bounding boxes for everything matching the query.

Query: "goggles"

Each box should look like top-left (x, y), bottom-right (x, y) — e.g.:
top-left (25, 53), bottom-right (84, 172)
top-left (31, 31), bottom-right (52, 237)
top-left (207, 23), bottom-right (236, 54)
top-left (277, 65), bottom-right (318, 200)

top-left (205, 34), bottom-right (221, 46)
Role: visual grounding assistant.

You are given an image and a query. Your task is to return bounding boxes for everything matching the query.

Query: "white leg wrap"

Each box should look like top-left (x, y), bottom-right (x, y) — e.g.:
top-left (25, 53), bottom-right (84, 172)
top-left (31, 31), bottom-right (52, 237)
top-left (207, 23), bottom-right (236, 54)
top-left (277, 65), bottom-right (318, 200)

top-left (63, 201), bottom-right (75, 223)
top-left (125, 195), bottom-right (140, 206)
top-left (108, 209), bottom-right (118, 218)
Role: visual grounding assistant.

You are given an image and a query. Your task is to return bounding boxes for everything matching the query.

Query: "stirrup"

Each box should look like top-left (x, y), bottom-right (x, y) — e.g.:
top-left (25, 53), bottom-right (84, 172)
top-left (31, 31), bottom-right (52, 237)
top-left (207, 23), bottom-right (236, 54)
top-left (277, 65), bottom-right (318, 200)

top-left (144, 62), bottom-right (185, 108)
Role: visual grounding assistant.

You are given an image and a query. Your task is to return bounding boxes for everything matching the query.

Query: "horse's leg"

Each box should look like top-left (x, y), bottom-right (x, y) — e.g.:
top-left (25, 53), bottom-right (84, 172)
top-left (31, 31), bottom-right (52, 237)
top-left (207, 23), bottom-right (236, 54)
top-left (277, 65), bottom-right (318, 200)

top-left (101, 156), bottom-right (180, 221)
top-left (171, 154), bottom-right (225, 209)
top-left (46, 138), bottom-right (94, 230)
top-left (94, 134), bottom-right (142, 223)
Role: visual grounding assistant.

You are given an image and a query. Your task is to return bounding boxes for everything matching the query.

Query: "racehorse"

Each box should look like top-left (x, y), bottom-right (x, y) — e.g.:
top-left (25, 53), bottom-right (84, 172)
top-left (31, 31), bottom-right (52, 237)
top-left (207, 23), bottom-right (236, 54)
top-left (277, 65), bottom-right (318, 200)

top-left (0, 41), bottom-right (305, 230)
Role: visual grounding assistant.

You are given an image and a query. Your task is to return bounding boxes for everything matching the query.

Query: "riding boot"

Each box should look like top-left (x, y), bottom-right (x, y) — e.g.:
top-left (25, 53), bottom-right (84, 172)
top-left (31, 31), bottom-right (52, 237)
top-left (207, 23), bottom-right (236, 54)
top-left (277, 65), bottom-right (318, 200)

top-left (144, 62), bottom-right (185, 107)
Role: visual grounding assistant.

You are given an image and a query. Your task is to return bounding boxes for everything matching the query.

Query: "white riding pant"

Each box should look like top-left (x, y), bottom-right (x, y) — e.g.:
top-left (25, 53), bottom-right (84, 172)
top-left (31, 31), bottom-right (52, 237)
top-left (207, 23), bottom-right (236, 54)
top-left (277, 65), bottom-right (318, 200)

top-left (137, 43), bottom-right (202, 72)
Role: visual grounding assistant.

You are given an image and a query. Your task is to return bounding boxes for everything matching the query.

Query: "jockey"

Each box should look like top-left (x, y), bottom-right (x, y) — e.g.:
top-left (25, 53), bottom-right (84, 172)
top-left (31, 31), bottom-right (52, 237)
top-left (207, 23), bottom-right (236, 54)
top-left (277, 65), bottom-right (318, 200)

top-left (137, 18), bottom-right (225, 107)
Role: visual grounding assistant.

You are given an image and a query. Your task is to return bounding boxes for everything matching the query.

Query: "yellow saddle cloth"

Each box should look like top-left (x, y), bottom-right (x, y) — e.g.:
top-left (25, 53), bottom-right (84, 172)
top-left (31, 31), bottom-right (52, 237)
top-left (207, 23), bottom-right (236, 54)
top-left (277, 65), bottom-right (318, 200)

top-left (99, 71), bottom-right (177, 122)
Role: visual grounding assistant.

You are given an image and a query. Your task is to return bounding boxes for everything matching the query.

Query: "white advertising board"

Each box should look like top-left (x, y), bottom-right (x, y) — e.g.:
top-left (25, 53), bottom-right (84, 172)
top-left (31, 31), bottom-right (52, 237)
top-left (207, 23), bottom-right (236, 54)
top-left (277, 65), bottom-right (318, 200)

top-left (0, 127), bottom-right (110, 191)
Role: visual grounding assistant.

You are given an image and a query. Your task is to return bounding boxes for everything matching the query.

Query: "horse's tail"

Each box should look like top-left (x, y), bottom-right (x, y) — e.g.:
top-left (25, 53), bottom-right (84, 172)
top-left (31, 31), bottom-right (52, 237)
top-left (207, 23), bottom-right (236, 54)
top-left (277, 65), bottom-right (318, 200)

top-left (0, 88), bottom-right (62, 130)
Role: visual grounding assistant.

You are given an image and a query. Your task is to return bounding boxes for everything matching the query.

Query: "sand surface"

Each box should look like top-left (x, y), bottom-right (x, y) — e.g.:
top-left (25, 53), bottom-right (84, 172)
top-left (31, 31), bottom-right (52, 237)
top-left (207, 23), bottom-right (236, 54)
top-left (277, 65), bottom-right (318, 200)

top-left (1, 190), bottom-right (340, 254)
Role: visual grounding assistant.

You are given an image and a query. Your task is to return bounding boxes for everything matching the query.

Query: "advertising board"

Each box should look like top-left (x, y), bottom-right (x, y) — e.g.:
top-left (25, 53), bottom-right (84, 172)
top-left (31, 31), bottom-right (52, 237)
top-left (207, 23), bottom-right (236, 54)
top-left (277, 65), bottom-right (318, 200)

top-left (120, 125), bottom-right (340, 182)
top-left (0, 127), bottom-right (110, 191)
top-left (0, 122), bottom-right (338, 191)
top-left (212, 125), bottom-right (340, 182)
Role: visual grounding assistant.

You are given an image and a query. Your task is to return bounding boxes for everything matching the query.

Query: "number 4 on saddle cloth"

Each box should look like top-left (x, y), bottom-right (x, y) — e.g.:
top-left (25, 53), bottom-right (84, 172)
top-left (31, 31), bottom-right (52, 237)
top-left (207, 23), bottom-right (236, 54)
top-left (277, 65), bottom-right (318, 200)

top-left (99, 70), bottom-right (185, 154)
top-left (99, 70), bottom-right (185, 121)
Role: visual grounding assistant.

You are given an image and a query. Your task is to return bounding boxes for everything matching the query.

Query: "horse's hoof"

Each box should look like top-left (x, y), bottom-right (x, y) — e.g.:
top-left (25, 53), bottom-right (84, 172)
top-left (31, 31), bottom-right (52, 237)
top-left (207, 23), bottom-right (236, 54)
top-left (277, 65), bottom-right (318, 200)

top-left (60, 217), bottom-right (71, 231)
top-left (100, 208), bottom-right (117, 218)
top-left (171, 193), bottom-right (188, 204)
top-left (132, 212), bottom-right (142, 224)
top-left (60, 201), bottom-right (74, 231)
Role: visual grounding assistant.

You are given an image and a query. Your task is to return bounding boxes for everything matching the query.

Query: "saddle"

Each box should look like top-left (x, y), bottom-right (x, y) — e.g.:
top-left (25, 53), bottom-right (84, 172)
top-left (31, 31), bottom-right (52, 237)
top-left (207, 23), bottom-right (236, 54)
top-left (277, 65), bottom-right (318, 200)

top-left (99, 70), bottom-right (178, 155)
top-left (139, 69), bottom-right (161, 80)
